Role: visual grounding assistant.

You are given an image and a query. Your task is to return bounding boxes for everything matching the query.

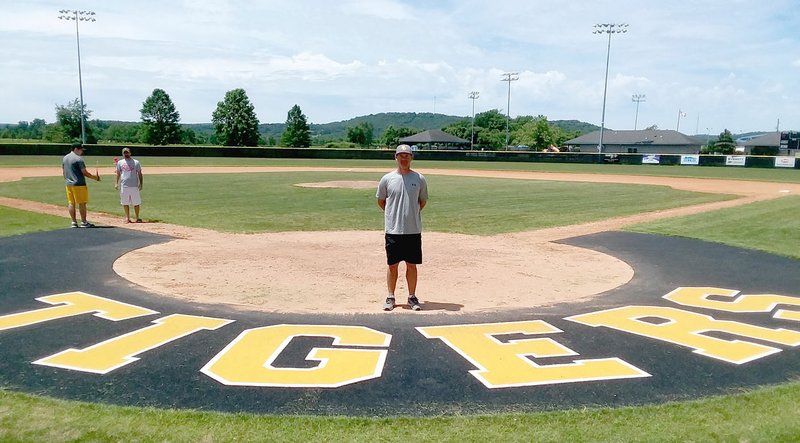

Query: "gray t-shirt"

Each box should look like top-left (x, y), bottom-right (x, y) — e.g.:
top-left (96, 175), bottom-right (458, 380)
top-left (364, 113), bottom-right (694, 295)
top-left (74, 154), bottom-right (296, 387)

top-left (62, 151), bottom-right (86, 186)
top-left (376, 170), bottom-right (428, 235)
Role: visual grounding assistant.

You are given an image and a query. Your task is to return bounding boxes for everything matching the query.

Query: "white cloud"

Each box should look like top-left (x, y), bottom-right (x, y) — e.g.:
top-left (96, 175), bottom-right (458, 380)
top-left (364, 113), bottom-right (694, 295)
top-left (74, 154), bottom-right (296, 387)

top-left (3, 0), bottom-right (800, 132)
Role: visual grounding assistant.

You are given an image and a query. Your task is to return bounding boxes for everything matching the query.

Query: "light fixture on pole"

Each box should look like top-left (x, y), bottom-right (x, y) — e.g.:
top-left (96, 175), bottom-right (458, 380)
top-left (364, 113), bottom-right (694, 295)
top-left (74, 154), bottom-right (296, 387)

top-left (593, 23), bottom-right (628, 153)
top-left (631, 94), bottom-right (645, 130)
top-left (468, 91), bottom-right (479, 150)
top-left (501, 72), bottom-right (519, 149)
top-left (676, 108), bottom-right (687, 132)
top-left (58, 9), bottom-right (96, 145)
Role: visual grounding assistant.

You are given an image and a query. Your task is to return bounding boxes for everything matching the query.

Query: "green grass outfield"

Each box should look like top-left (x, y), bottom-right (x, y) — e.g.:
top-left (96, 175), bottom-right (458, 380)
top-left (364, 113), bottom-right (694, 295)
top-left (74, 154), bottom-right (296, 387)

top-left (1, 157), bottom-right (799, 441)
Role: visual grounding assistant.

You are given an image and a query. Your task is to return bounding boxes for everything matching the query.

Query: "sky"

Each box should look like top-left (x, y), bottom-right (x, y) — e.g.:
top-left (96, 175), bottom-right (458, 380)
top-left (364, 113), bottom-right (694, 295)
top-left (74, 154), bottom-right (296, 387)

top-left (2, 0), bottom-right (799, 135)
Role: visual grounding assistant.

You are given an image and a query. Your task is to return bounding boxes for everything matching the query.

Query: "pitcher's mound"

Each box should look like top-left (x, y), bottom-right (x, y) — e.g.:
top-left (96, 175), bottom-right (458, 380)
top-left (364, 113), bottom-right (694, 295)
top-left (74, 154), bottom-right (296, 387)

top-left (113, 230), bottom-right (633, 314)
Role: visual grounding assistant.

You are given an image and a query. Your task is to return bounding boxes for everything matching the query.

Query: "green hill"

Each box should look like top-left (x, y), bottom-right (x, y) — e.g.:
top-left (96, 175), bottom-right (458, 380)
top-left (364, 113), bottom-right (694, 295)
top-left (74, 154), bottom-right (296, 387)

top-left (255, 113), bottom-right (598, 143)
top-left (272, 112), bottom-right (465, 143)
top-left (550, 120), bottom-right (600, 135)
top-left (172, 113), bottom-right (464, 144)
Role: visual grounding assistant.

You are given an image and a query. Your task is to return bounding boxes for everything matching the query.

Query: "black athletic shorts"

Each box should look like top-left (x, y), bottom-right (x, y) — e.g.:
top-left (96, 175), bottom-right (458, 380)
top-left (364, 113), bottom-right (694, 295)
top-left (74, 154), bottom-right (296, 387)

top-left (385, 233), bottom-right (422, 265)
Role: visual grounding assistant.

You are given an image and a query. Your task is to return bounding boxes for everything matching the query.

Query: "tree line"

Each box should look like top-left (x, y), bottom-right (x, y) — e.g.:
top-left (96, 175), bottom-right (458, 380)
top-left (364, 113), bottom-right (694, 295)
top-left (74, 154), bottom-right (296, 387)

top-left (1, 87), bottom-right (596, 150)
top-left (0, 88), bottom-right (314, 148)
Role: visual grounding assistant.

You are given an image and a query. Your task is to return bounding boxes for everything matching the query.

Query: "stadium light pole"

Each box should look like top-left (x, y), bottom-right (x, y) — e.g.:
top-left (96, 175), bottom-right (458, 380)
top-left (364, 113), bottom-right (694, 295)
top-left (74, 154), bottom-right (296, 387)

top-left (593, 23), bottom-right (628, 153)
top-left (58, 9), bottom-right (96, 145)
top-left (468, 91), bottom-right (479, 150)
top-left (632, 94), bottom-right (645, 130)
top-left (501, 72), bottom-right (519, 149)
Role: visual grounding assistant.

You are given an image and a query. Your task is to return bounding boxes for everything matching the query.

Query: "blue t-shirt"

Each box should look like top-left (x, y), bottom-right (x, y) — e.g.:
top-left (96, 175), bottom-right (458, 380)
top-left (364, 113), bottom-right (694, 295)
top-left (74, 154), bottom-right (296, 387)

top-left (62, 151), bottom-right (86, 186)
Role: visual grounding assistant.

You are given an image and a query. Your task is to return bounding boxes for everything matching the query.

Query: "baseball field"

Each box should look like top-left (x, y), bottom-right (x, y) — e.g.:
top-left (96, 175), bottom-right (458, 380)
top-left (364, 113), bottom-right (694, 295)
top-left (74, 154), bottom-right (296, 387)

top-left (1, 155), bottom-right (799, 441)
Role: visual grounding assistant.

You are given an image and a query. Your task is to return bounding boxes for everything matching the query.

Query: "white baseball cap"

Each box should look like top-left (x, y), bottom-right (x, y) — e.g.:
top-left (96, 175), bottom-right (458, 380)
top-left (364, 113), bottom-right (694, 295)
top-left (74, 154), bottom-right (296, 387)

top-left (395, 144), bottom-right (413, 156)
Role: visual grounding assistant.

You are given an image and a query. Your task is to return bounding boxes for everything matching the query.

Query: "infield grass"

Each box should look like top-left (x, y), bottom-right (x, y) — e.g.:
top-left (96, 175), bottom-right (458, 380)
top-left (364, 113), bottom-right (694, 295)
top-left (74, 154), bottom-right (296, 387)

top-left (0, 205), bottom-right (68, 236)
top-left (626, 194), bottom-right (800, 260)
top-left (0, 172), bottom-right (732, 234)
top-left (1, 157), bottom-right (799, 441)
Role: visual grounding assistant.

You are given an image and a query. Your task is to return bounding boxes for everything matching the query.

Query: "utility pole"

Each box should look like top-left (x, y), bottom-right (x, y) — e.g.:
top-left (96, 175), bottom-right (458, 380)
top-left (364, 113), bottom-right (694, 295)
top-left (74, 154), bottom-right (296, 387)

top-left (469, 91), bottom-right (479, 150)
top-left (501, 72), bottom-right (519, 149)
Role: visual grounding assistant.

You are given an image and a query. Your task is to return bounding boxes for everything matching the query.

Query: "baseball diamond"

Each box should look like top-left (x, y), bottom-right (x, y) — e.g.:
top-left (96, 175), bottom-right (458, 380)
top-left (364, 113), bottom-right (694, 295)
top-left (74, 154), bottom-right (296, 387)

top-left (0, 165), bottom-right (799, 417)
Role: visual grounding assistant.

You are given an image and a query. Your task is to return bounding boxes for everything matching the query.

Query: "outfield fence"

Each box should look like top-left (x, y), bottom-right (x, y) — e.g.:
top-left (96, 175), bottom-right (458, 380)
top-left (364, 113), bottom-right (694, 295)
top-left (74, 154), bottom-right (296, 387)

top-left (1, 143), bottom-right (798, 169)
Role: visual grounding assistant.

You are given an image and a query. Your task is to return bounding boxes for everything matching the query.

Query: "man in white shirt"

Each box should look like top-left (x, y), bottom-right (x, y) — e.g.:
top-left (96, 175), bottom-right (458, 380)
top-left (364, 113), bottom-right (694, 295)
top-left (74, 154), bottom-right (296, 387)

top-left (114, 147), bottom-right (143, 223)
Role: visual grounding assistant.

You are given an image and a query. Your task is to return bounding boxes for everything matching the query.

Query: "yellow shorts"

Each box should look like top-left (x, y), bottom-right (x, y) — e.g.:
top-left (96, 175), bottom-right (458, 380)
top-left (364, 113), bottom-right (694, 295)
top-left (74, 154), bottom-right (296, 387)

top-left (65, 185), bottom-right (89, 205)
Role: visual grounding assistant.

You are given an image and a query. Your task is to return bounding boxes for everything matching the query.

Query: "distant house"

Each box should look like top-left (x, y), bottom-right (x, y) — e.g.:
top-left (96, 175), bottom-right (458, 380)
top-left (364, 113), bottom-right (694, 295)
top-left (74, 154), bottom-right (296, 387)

top-left (399, 129), bottom-right (470, 149)
top-left (565, 129), bottom-right (701, 154)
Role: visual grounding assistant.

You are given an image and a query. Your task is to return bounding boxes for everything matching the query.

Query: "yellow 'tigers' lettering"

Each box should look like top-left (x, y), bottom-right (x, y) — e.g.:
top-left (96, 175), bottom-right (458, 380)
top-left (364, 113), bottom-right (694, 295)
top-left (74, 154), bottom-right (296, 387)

top-left (566, 306), bottom-right (800, 364)
top-left (0, 292), bottom-right (158, 332)
top-left (33, 314), bottom-right (234, 374)
top-left (201, 325), bottom-right (391, 388)
top-left (416, 321), bottom-right (650, 388)
top-left (664, 287), bottom-right (800, 322)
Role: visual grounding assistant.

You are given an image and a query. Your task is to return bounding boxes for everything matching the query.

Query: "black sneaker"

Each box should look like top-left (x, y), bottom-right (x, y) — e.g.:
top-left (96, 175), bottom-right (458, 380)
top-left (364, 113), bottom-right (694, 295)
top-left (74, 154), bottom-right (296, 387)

top-left (408, 296), bottom-right (421, 311)
top-left (383, 297), bottom-right (396, 311)
top-left (79, 221), bottom-right (95, 228)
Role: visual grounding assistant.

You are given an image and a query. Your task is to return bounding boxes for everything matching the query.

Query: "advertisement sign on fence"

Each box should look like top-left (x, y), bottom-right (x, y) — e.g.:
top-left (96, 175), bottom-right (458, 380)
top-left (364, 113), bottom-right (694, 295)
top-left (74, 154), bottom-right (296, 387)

top-left (642, 154), bottom-right (660, 165)
top-left (725, 156), bottom-right (747, 166)
top-left (774, 156), bottom-right (796, 168)
top-left (680, 155), bottom-right (700, 165)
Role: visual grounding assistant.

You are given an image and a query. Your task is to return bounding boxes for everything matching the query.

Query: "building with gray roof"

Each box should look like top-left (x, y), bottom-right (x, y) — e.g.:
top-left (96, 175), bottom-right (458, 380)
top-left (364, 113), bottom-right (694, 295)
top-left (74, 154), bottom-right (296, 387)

top-left (399, 129), bottom-right (469, 149)
top-left (565, 129), bottom-right (701, 154)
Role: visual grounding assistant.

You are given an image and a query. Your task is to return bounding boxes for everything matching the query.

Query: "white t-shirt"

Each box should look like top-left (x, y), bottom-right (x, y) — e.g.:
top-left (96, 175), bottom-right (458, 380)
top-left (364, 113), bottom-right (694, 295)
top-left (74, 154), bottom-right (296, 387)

top-left (376, 170), bottom-right (428, 235)
top-left (116, 158), bottom-right (141, 188)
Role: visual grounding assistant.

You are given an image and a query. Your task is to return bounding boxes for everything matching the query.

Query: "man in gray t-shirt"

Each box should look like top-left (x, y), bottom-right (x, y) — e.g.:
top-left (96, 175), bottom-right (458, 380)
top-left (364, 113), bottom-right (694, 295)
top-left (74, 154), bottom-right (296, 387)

top-left (62, 143), bottom-right (100, 228)
top-left (376, 144), bottom-right (428, 311)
